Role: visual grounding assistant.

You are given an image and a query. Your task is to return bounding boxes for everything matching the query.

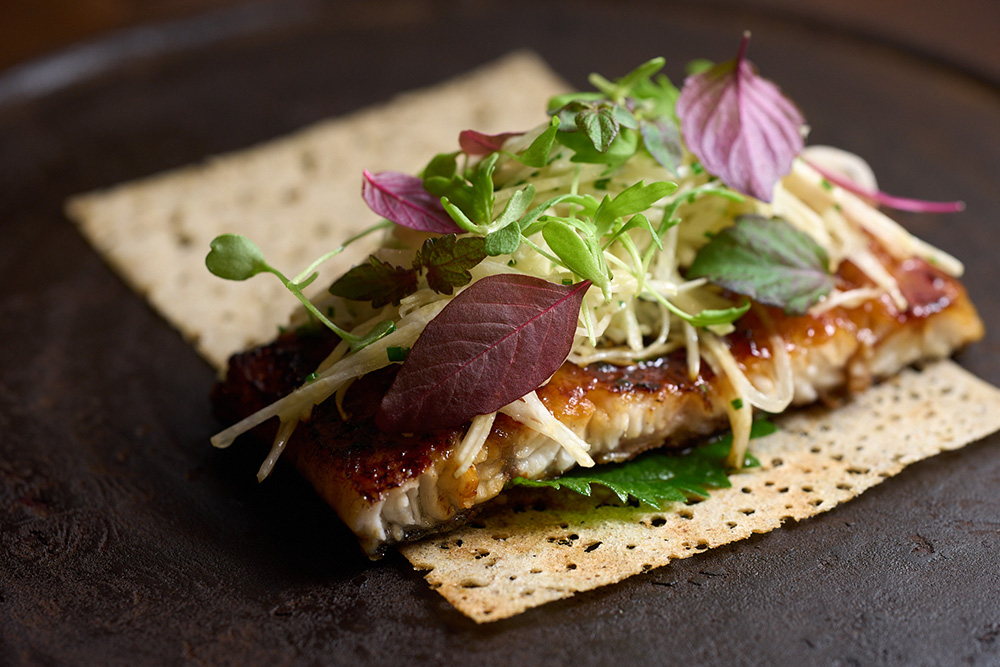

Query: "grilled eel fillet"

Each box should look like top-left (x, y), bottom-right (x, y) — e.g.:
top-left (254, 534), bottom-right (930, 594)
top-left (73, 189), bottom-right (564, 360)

top-left (212, 245), bottom-right (983, 557)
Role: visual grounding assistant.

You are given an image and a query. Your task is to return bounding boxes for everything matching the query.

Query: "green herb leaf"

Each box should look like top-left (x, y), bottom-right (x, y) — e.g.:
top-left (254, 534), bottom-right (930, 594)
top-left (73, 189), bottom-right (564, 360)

top-left (639, 118), bottom-right (683, 172)
top-left (576, 106), bottom-right (619, 152)
top-left (469, 152), bottom-right (499, 225)
top-left (593, 180), bottom-right (678, 236)
top-left (422, 151), bottom-right (499, 229)
top-left (517, 193), bottom-right (587, 237)
top-left (328, 256), bottom-right (418, 307)
top-left (541, 219), bottom-right (610, 296)
top-left (482, 184), bottom-right (534, 255)
top-left (558, 126), bottom-right (640, 166)
top-left (415, 234), bottom-right (488, 295)
top-left (687, 214), bottom-right (835, 316)
top-left (509, 420), bottom-right (774, 508)
top-left (589, 57), bottom-right (666, 103)
top-left (485, 223), bottom-right (521, 256)
top-left (605, 213), bottom-right (661, 251)
top-left (517, 116), bottom-right (560, 168)
top-left (205, 234), bottom-right (270, 281)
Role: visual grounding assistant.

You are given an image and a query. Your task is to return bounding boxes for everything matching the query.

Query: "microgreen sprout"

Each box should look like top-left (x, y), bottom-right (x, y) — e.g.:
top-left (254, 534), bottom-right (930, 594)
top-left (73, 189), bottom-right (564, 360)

top-left (206, 222), bottom-right (396, 351)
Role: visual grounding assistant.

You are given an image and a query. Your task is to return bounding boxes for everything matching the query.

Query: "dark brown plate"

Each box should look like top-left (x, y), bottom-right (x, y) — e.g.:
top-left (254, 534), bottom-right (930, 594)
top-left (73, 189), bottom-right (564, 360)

top-left (3, 1), bottom-right (1000, 663)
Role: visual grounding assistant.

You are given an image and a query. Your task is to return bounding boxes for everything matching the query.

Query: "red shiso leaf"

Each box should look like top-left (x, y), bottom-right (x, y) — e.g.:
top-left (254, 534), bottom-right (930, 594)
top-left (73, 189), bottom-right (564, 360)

top-left (361, 170), bottom-right (463, 234)
top-left (376, 274), bottom-right (591, 433)
top-left (459, 129), bottom-right (522, 156)
top-left (805, 158), bottom-right (965, 214)
top-left (676, 33), bottom-right (804, 202)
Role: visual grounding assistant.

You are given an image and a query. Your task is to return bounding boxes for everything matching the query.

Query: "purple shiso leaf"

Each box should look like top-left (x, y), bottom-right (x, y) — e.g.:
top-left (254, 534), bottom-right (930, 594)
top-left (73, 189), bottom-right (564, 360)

top-left (361, 169), bottom-right (464, 234)
top-left (376, 274), bottom-right (591, 433)
top-left (459, 129), bottom-right (523, 156)
top-left (805, 158), bottom-right (965, 213)
top-left (676, 33), bottom-right (805, 202)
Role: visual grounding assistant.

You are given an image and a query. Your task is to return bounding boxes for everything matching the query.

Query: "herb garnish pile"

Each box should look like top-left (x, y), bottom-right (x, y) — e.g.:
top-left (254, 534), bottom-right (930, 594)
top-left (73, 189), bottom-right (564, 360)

top-left (205, 33), bottom-right (963, 503)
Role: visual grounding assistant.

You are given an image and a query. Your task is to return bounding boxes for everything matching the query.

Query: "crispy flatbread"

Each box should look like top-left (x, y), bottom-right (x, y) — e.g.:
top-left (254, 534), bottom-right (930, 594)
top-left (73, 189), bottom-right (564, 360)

top-left (67, 52), bottom-right (1000, 623)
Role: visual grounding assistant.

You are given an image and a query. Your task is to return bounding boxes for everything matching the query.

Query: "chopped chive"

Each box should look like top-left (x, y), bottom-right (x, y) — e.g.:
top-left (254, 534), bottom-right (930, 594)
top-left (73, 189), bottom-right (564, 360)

top-left (731, 397), bottom-right (744, 410)
top-left (387, 346), bottom-right (410, 362)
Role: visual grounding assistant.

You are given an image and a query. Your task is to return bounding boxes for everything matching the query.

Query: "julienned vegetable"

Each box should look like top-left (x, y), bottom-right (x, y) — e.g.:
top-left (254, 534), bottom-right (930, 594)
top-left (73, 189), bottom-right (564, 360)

top-left (206, 33), bottom-right (967, 495)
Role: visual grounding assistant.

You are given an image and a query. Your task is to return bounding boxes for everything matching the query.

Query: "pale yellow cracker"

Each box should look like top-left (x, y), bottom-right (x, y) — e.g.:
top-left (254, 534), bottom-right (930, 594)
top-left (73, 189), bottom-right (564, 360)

top-left (66, 51), bottom-right (568, 370)
top-left (401, 360), bottom-right (1000, 623)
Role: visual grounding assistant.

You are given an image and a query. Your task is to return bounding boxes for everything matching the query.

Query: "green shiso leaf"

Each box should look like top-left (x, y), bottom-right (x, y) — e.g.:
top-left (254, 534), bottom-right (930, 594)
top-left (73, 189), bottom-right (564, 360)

top-left (509, 420), bottom-right (774, 508)
top-left (687, 214), bottom-right (835, 316)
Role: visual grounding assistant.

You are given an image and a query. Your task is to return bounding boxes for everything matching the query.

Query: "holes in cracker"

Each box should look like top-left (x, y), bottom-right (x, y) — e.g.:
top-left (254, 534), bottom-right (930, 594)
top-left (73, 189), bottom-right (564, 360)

top-left (300, 150), bottom-right (319, 174)
top-left (282, 186), bottom-right (302, 204)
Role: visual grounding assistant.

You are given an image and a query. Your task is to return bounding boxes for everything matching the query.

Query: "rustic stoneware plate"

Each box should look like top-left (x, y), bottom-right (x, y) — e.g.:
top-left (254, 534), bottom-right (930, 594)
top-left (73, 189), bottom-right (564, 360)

top-left (3, 1), bottom-right (1000, 663)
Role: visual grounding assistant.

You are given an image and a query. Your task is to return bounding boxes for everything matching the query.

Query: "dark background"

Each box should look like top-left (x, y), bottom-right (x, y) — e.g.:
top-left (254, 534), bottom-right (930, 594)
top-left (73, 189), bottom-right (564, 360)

top-left (3, 1), bottom-right (1000, 665)
top-left (4, 0), bottom-right (999, 84)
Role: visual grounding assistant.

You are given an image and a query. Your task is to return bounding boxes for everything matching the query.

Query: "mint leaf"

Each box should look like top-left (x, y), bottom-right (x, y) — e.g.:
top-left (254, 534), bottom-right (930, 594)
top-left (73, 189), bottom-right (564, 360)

top-left (328, 256), bottom-right (418, 308)
top-left (675, 33), bottom-right (805, 202)
top-left (687, 214), bottom-right (834, 315)
top-left (510, 420), bottom-right (773, 508)
top-left (415, 235), bottom-right (487, 295)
